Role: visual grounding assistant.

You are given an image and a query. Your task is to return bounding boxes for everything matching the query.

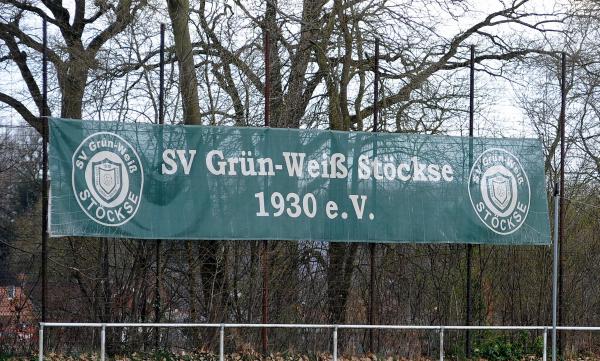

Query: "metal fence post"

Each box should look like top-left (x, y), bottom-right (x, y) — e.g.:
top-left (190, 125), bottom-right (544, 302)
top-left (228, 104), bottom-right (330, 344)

top-left (220, 325), bottom-right (225, 361)
top-left (39, 324), bottom-right (44, 361)
top-left (101, 324), bottom-right (106, 361)
top-left (333, 326), bottom-right (338, 361)
top-left (439, 327), bottom-right (444, 361)
top-left (552, 183), bottom-right (560, 361)
top-left (543, 327), bottom-right (548, 361)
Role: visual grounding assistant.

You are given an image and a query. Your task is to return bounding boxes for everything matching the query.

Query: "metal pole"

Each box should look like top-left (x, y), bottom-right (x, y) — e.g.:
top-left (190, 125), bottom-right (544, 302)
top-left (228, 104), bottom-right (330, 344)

top-left (373, 37), bottom-right (380, 131)
top-left (368, 37), bottom-right (380, 354)
top-left (439, 327), bottom-right (444, 361)
top-left (98, 8), bottom-right (110, 320)
top-left (261, 241), bottom-right (269, 354)
top-left (155, 22), bottom-right (165, 349)
top-left (557, 51), bottom-right (567, 357)
top-left (333, 326), bottom-right (338, 361)
top-left (465, 44), bottom-right (475, 359)
top-left (219, 325), bottom-right (225, 361)
top-left (159, 23), bottom-right (165, 126)
top-left (101, 324), bottom-right (106, 361)
top-left (38, 324), bottom-right (44, 361)
top-left (102, 243), bottom-right (109, 323)
top-left (264, 29), bottom-right (271, 128)
top-left (469, 45), bottom-right (475, 136)
top-left (41, 18), bottom-right (48, 326)
top-left (552, 182), bottom-right (560, 361)
top-left (261, 27), bottom-right (271, 355)
top-left (368, 242), bottom-right (375, 352)
top-left (543, 327), bottom-right (548, 361)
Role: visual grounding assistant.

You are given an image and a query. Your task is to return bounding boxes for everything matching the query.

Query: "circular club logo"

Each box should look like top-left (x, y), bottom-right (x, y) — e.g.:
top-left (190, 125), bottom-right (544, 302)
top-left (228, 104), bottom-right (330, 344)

top-left (468, 148), bottom-right (530, 235)
top-left (72, 132), bottom-right (143, 226)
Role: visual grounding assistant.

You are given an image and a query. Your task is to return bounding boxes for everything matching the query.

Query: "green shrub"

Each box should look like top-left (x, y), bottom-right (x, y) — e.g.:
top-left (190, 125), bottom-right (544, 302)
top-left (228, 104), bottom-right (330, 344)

top-left (472, 331), bottom-right (543, 361)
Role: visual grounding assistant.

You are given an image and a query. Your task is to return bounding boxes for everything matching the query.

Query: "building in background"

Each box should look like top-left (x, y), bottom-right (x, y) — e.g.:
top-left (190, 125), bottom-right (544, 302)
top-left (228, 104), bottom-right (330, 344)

top-left (0, 270), bottom-right (36, 352)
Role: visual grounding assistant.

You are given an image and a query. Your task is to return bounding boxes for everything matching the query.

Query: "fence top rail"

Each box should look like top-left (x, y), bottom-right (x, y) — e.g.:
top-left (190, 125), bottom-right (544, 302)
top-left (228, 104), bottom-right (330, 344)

top-left (38, 322), bottom-right (600, 331)
top-left (555, 326), bottom-right (600, 331)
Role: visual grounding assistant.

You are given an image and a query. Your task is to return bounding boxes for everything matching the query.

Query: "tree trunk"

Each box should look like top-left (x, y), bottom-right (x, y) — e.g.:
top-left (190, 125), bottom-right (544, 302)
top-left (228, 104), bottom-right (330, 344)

top-left (327, 243), bottom-right (358, 324)
top-left (58, 58), bottom-right (88, 119)
top-left (263, 0), bottom-right (285, 127)
top-left (319, 0), bottom-right (359, 327)
top-left (168, 2), bottom-right (224, 346)
top-left (167, 0), bottom-right (201, 124)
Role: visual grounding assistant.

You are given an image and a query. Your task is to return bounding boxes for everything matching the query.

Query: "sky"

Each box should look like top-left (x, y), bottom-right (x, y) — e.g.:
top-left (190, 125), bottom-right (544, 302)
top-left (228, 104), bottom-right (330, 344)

top-left (0, 0), bottom-right (566, 140)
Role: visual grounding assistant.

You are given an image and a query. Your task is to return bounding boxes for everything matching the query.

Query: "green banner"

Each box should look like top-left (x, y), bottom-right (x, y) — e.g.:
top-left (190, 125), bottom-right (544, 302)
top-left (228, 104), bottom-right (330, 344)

top-left (49, 118), bottom-right (550, 244)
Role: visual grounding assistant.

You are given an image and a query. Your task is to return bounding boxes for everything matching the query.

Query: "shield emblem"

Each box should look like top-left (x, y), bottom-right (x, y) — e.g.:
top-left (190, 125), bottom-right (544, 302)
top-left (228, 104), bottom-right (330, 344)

top-left (92, 160), bottom-right (122, 202)
top-left (486, 172), bottom-right (512, 211)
